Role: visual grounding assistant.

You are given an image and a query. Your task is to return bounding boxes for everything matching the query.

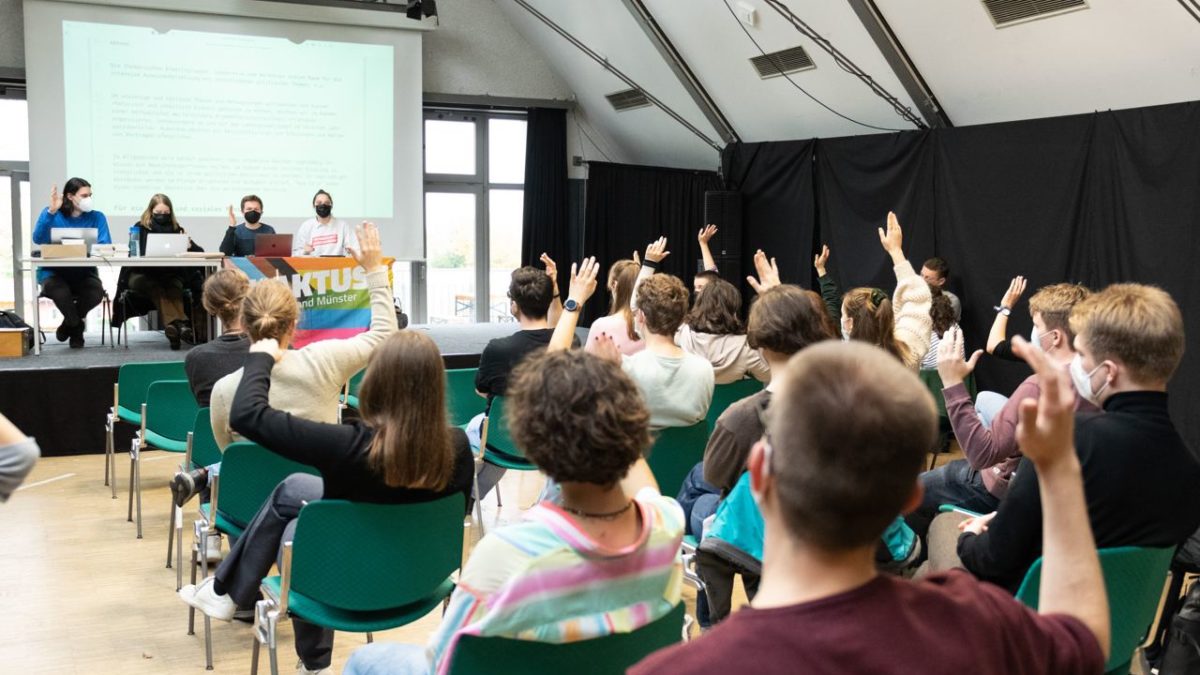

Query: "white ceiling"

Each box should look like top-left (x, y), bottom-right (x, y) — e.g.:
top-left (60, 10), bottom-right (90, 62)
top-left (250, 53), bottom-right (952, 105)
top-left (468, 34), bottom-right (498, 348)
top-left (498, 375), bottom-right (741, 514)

top-left (492, 0), bottom-right (1200, 168)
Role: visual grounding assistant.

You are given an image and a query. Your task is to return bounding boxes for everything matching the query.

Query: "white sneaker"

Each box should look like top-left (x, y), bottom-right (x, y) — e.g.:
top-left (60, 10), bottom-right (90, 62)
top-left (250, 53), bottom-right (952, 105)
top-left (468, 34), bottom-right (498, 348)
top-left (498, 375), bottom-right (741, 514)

top-left (202, 532), bottom-right (223, 562)
top-left (179, 577), bottom-right (237, 621)
top-left (297, 666), bottom-right (330, 675)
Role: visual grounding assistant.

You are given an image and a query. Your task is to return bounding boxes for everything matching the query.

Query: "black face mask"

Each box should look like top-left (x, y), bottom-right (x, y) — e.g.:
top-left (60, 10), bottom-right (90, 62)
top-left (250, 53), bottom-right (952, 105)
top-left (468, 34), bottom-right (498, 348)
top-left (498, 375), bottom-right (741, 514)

top-left (244, 210), bottom-right (262, 224)
top-left (151, 213), bottom-right (173, 228)
top-left (314, 204), bottom-right (332, 218)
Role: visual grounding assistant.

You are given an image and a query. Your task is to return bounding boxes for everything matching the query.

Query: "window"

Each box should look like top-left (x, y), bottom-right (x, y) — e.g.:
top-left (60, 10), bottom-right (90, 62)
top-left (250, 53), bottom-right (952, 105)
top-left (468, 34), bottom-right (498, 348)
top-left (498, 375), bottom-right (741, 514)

top-left (422, 108), bottom-right (526, 323)
top-left (0, 97), bottom-right (30, 317)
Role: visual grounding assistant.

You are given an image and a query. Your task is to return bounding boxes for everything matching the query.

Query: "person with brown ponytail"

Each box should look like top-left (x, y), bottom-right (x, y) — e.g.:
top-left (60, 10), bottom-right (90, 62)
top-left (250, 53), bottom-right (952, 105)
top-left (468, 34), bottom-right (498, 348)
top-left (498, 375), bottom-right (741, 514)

top-left (180, 330), bottom-right (474, 675)
top-left (584, 259), bottom-right (645, 356)
top-left (208, 222), bottom-right (398, 449)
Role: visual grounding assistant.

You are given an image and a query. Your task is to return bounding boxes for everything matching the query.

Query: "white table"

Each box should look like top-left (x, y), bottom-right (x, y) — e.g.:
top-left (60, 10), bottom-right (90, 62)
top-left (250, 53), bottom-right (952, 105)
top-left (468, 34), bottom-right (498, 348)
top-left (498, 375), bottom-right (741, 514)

top-left (21, 256), bottom-right (225, 355)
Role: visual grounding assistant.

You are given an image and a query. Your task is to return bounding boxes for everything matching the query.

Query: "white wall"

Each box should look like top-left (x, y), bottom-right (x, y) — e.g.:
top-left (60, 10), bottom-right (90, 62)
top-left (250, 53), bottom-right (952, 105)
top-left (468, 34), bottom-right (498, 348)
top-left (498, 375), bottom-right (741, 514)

top-left (0, 0), bottom-right (24, 68)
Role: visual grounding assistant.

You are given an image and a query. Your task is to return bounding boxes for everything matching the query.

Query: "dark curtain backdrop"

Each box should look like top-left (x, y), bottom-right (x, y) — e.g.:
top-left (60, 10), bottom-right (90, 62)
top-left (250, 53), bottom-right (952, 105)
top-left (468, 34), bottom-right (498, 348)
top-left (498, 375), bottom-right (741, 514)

top-left (582, 162), bottom-right (721, 325)
top-left (724, 100), bottom-right (1200, 452)
top-left (520, 108), bottom-right (571, 298)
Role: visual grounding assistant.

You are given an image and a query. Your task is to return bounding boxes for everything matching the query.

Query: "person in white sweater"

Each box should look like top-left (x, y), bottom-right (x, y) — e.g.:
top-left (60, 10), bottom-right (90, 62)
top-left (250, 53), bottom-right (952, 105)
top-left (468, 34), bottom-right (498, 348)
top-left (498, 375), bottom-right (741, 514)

top-left (210, 222), bottom-right (398, 449)
top-left (676, 276), bottom-right (770, 385)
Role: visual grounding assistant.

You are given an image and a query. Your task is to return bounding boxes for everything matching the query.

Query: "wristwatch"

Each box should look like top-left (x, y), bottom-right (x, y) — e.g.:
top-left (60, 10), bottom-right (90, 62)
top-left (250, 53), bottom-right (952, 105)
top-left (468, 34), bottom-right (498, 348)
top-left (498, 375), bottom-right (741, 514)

top-left (994, 305), bottom-right (1011, 316)
top-left (563, 298), bottom-right (580, 313)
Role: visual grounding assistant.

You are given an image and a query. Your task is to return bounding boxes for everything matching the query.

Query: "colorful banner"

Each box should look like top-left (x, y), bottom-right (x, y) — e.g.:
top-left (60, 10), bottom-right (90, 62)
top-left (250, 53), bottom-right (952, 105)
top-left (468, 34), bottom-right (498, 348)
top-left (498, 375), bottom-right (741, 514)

top-left (224, 257), bottom-right (394, 348)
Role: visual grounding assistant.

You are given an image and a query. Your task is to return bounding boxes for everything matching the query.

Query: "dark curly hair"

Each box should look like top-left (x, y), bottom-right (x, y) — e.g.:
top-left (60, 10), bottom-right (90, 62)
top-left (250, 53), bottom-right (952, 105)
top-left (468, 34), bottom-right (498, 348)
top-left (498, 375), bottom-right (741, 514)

top-left (929, 286), bottom-right (956, 337)
top-left (748, 285), bottom-right (834, 354)
top-left (636, 273), bottom-right (690, 336)
top-left (507, 350), bottom-right (651, 486)
top-left (686, 277), bottom-right (744, 335)
top-left (508, 266), bottom-right (553, 320)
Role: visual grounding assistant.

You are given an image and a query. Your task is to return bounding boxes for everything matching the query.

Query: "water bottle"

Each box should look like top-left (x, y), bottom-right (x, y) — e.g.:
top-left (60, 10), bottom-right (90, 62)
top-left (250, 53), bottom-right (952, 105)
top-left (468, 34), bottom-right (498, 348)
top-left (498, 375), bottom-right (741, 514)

top-left (128, 225), bottom-right (139, 257)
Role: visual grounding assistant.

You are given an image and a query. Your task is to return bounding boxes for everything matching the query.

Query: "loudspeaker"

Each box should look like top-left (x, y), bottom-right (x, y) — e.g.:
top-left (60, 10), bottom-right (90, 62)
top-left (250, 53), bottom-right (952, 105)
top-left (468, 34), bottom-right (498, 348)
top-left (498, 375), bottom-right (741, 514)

top-left (703, 191), bottom-right (742, 279)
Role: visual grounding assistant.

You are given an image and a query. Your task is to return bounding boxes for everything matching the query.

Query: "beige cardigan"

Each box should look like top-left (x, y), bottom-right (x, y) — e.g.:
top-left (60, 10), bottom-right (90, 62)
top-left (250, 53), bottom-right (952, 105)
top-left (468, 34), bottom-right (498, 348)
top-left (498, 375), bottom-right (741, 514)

top-left (892, 260), bottom-right (933, 371)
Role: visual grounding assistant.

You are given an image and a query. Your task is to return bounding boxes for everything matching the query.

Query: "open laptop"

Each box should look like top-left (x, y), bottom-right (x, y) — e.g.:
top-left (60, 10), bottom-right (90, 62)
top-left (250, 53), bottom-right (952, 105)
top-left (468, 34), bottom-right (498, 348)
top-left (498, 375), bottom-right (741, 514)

top-left (144, 233), bottom-right (190, 257)
top-left (50, 227), bottom-right (99, 245)
top-left (254, 233), bottom-right (293, 257)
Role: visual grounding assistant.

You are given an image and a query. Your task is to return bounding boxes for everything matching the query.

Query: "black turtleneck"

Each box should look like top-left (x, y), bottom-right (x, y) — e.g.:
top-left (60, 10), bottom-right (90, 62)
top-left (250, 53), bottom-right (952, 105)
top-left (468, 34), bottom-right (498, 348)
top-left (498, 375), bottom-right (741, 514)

top-left (959, 391), bottom-right (1200, 592)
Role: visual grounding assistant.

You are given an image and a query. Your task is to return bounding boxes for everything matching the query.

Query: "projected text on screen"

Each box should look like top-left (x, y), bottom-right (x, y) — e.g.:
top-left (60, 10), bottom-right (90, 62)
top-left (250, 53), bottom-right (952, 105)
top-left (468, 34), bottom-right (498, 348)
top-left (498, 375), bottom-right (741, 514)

top-left (62, 20), bottom-right (394, 219)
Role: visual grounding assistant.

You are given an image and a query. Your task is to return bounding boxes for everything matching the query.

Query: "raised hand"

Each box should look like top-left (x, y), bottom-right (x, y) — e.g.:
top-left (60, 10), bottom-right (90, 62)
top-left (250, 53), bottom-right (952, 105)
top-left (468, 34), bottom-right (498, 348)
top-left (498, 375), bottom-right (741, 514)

top-left (698, 224), bottom-right (718, 245)
top-left (632, 250), bottom-right (641, 265)
top-left (249, 337), bottom-right (285, 362)
top-left (936, 326), bottom-right (982, 387)
top-left (346, 222), bottom-right (384, 272)
top-left (227, 205), bottom-right (238, 228)
top-left (1011, 335), bottom-right (1078, 471)
top-left (644, 237), bottom-right (670, 264)
top-left (746, 249), bottom-right (781, 294)
top-left (568, 256), bottom-right (599, 305)
top-left (591, 332), bottom-right (623, 363)
top-left (813, 244), bottom-right (831, 277)
top-left (1001, 275), bottom-right (1027, 310)
top-left (49, 185), bottom-right (62, 214)
top-left (878, 211), bottom-right (904, 255)
top-left (539, 252), bottom-right (558, 282)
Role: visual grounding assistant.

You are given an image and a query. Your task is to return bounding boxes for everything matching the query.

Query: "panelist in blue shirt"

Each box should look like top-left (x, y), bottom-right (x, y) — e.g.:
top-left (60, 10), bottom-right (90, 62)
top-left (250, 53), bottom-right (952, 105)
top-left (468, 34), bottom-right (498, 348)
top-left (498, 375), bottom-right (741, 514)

top-left (220, 194), bottom-right (276, 257)
top-left (32, 177), bottom-right (111, 348)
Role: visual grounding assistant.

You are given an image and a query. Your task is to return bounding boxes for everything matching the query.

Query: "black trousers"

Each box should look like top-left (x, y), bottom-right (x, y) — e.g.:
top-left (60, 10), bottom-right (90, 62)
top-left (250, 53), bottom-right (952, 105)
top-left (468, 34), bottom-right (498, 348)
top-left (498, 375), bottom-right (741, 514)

top-left (696, 548), bottom-right (761, 625)
top-left (40, 270), bottom-right (104, 328)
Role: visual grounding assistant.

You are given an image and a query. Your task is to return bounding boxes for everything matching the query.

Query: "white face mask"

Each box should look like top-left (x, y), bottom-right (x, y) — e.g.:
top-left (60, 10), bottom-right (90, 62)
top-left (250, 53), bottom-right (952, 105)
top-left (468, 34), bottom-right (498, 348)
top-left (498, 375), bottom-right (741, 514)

top-left (1069, 354), bottom-right (1109, 405)
top-left (1031, 326), bottom-right (1051, 352)
top-left (841, 316), bottom-right (852, 341)
top-left (75, 196), bottom-right (94, 213)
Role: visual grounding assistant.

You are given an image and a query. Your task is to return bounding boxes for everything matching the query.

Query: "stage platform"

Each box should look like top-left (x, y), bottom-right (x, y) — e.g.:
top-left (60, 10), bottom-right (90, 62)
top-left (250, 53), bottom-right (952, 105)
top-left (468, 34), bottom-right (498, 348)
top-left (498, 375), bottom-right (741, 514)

top-left (0, 323), bottom-right (582, 457)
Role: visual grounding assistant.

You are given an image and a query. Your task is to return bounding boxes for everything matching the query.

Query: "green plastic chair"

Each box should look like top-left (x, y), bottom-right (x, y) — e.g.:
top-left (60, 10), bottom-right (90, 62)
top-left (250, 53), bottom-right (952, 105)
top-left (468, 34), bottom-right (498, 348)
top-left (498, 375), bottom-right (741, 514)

top-left (479, 396), bottom-right (538, 511)
top-left (167, 408), bottom-right (225, 587)
top-left (645, 422), bottom-right (710, 498)
top-left (445, 603), bottom-right (685, 675)
top-left (447, 368), bottom-right (484, 428)
top-left (342, 370), bottom-right (366, 410)
top-left (128, 379), bottom-right (198, 539)
top-left (706, 379), bottom-right (764, 432)
top-left (252, 497), bottom-right (465, 675)
top-left (104, 360), bottom-right (186, 498)
top-left (919, 369), bottom-right (976, 469)
top-left (188, 441), bottom-right (320, 669)
top-left (1015, 546), bottom-right (1175, 674)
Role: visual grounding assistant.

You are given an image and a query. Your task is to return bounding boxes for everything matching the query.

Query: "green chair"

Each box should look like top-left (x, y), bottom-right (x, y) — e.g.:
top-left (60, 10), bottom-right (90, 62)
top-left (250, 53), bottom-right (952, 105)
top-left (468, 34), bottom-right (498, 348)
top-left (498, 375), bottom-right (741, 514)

top-left (645, 422), bottom-right (710, 499)
top-left (447, 368), bottom-right (484, 428)
top-left (167, 408), bottom-right (222, 589)
top-left (445, 603), bottom-right (685, 675)
top-left (128, 379), bottom-right (198, 539)
top-left (919, 369), bottom-right (976, 469)
top-left (706, 379), bottom-right (764, 432)
top-left (342, 369), bottom-right (366, 410)
top-left (252, 497), bottom-right (465, 675)
top-left (480, 396), bottom-right (538, 511)
top-left (188, 442), bottom-right (320, 669)
top-left (1015, 546), bottom-right (1175, 674)
top-left (104, 360), bottom-right (186, 498)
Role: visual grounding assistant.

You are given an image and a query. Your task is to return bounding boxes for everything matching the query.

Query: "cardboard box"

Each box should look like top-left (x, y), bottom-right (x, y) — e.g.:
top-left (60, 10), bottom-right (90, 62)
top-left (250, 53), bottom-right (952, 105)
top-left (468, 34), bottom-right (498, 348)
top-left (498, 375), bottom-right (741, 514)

top-left (0, 328), bottom-right (27, 358)
top-left (40, 244), bottom-right (88, 259)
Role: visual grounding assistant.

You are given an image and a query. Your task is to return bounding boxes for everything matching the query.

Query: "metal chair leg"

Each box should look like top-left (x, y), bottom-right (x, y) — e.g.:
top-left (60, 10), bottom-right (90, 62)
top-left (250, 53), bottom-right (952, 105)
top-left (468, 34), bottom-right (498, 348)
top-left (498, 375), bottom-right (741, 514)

top-left (366, 632), bottom-right (374, 643)
top-left (134, 442), bottom-right (143, 539)
top-left (187, 546), bottom-right (198, 636)
top-left (251, 637), bottom-right (261, 675)
top-left (127, 441), bottom-right (136, 523)
top-left (104, 414), bottom-right (112, 488)
top-left (176, 514), bottom-right (184, 591)
top-left (203, 613), bottom-right (213, 671)
top-left (167, 500), bottom-right (176, 568)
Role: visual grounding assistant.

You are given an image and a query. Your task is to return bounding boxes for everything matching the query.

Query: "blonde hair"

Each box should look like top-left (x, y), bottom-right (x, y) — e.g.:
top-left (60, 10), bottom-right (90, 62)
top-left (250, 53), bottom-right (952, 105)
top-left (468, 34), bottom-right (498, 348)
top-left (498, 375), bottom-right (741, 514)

top-left (202, 269), bottom-right (250, 326)
top-left (241, 280), bottom-right (299, 342)
top-left (1029, 283), bottom-right (1090, 342)
top-left (1070, 283), bottom-right (1184, 384)
top-left (843, 287), bottom-right (905, 363)
top-left (607, 260), bottom-right (641, 342)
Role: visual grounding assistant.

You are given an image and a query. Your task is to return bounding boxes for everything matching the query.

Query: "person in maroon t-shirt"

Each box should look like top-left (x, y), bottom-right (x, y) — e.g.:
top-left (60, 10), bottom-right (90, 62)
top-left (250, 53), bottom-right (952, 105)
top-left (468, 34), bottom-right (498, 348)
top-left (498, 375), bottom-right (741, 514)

top-left (630, 339), bottom-right (1108, 675)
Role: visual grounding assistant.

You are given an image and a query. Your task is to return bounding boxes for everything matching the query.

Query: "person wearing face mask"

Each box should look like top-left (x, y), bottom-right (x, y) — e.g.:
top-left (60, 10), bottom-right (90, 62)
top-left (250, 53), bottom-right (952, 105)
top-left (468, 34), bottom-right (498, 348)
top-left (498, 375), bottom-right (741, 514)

top-left (906, 283), bottom-right (1094, 541)
top-left (122, 193), bottom-right (203, 350)
top-left (293, 189), bottom-right (357, 256)
top-left (219, 195), bottom-right (276, 257)
top-left (931, 283), bottom-right (1200, 593)
top-left (32, 177), bottom-right (112, 348)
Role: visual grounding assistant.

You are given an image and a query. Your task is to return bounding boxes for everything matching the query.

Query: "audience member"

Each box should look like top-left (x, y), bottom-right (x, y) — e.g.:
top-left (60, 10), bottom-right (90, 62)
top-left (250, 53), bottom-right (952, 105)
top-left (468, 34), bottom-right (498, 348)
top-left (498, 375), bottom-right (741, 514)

top-left (908, 283), bottom-right (1093, 538)
top-left (209, 223), bottom-right (397, 449)
top-left (932, 284), bottom-right (1200, 592)
top-left (919, 287), bottom-right (958, 371)
top-left (124, 193), bottom-right (203, 349)
top-left (585, 259), bottom-right (645, 356)
top-left (342, 347), bottom-right (683, 675)
top-left (631, 339), bottom-right (1109, 674)
top-left (220, 195), bottom-right (277, 257)
top-left (179, 331), bottom-right (474, 675)
top-left (986, 274), bottom-right (1029, 362)
top-left (0, 413), bottom-right (39, 502)
top-left (33, 177), bottom-right (111, 348)
top-left (293, 189), bottom-right (357, 256)
top-left (695, 224), bottom-right (720, 294)
top-left (677, 276), bottom-right (769, 385)
top-left (921, 257), bottom-right (961, 321)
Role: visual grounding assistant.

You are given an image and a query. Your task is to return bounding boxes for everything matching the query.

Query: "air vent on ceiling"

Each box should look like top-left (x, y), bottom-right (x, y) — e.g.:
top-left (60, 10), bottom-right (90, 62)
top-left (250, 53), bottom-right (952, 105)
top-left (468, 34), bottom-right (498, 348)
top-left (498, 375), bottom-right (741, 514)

top-left (982, 0), bottom-right (1087, 27)
top-left (605, 88), bottom-right (652, 112)
top-left (750, 46), bottom-right (815, 79)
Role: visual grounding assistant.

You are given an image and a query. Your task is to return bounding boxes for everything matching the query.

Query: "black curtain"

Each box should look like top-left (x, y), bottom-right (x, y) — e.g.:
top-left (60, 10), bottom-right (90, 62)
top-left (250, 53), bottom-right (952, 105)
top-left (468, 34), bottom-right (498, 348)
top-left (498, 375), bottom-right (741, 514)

top-left (520, 108), bottom-right (570, 298)
top-left (582, 162), bottom-right (722, 325)
top-left (725, 99), bottom-right (1200, 452)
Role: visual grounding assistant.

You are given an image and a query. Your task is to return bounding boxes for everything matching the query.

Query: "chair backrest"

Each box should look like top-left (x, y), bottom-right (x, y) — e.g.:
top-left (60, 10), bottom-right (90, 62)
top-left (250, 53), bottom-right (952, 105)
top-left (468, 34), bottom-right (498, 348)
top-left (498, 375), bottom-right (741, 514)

top-left (483, 396), bottom-right (522, 458)
top-left (348, 369), bottom-right (365, 399)
top-left (1015, 546), bottom-right (1175, 673)
top-left (646, 423), bottom-right (710, 497)
top-left (190, 408), bottom-right (223, 469)
top-left (446, 368), bottom-right (483, 427)
top-left (917, 369), bottom-right (977, 420)
top-left (706, 379), bottom-right (764, 431)
top-left (145, 380), bottom-right (201, 443)
top-left (116, 361), bottom-right (187, 413)
top-left (217, 442), bottom-right (320, 528)
top-left (289, 496), bottom-right (465, 611)
top-left (446, 602), bottom-right (684, 675)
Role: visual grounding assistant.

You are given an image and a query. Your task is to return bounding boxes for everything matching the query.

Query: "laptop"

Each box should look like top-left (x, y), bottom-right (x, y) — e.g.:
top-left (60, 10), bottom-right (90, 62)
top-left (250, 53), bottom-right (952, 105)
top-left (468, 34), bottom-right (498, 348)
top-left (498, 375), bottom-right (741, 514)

top-left (50, 227), bottom-right (99, 245)
top-left (254, 233), bottom-right (293, 257)
top-left (144, 233), bottom-right (190, 257)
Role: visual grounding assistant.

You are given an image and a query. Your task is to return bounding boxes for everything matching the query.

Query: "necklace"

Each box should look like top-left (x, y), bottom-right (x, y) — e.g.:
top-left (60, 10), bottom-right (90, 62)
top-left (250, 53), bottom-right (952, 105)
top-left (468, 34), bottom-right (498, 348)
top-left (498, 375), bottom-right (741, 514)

top-left (559, 499), bottom-right (635, 520)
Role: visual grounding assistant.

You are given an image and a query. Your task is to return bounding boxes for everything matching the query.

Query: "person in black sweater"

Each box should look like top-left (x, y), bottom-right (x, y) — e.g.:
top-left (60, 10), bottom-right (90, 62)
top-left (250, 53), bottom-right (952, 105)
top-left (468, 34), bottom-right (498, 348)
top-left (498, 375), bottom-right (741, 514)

top-left (179, 331), bottom-right (474, 674)
top-left (124, 193), bottom-right (204, 349)
top-left (220, 195), bottom-right (277, 257)
top-left (930, 283), bottom-right (1200, 591)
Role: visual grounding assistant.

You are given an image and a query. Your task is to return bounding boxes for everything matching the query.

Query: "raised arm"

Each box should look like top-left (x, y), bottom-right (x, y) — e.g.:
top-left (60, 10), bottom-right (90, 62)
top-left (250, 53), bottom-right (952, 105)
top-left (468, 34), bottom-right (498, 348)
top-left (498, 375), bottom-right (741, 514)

top-left (541, 253), bottom-right (563, 327)
top-left (880, 212), bottom-right (931, 368)
top-left (938, 326), bottom-right (1025, 469)
top-left (0, 413), bottom-right (39, 502)
top-left (813, 245), bottom-right (841, 324)
top-left (548, 257), bottom-right (598, 352)
top-left (698, 225), bottom-right (718, 273)
top-left (630, 237), bottom-right (669, 312)
top-left (746, 249), bottom-right (781, 294)
top-left (988, 275), bottom-right (1027, 354)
